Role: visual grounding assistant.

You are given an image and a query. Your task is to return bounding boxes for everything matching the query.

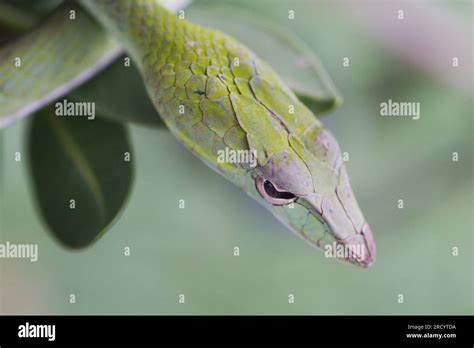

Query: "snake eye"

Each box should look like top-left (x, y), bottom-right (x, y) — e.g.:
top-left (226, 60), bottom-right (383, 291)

top-left (255, 177), bottom-right (297, 206)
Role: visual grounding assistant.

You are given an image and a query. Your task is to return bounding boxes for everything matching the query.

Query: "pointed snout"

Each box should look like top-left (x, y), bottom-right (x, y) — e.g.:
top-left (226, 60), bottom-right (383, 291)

top-left (341, 223), bottom-right (376, 267)
top-left (317, 193), bottom-right (376, 268)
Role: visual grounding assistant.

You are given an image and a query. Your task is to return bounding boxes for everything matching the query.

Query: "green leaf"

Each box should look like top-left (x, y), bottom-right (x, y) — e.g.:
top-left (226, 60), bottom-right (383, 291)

top-left (2, 0), bottom-right (64, 17)
top-left (187, 2), bottom-right (343, 115)
top-left (0, 3), bottom-right (121, 129)
top-left (0, 1), bottom-right (38, 33)
top-left (27, 106), bottom-right (134, 248)
top-left (71, 56), bottom-right (164, 128)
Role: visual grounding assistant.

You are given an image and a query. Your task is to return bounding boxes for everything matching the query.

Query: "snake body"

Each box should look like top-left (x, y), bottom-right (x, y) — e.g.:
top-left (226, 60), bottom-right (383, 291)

top-left (4, 0), bottom-right (376, 266)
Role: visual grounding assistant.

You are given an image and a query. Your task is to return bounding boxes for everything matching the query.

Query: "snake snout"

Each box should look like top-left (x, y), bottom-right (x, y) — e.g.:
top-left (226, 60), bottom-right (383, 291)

top-left (360, 223), bottom-right (376, 267)
top-left (341, 223), bottom-right (375, 267)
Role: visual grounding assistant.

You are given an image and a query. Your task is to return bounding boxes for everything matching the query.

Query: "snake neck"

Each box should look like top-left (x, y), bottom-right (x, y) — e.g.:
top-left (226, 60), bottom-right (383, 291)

top-left (80, 0), bottom-right (320, 188)
top-left (80, 0), bottom-right (183, 72)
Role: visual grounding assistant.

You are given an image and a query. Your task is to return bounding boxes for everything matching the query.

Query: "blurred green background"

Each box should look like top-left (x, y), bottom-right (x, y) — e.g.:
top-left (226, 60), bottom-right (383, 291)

top-left (1, 0), bottom-right (472, 314)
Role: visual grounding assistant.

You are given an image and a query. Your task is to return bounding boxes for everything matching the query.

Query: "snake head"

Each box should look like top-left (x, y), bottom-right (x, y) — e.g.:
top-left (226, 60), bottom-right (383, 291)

top-left (250, 125), bottom-right (375, 268)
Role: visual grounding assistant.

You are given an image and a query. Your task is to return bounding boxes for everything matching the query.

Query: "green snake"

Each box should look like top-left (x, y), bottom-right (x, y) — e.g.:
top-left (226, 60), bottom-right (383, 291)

top-left (1, 0), bottom-right (375, 267)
